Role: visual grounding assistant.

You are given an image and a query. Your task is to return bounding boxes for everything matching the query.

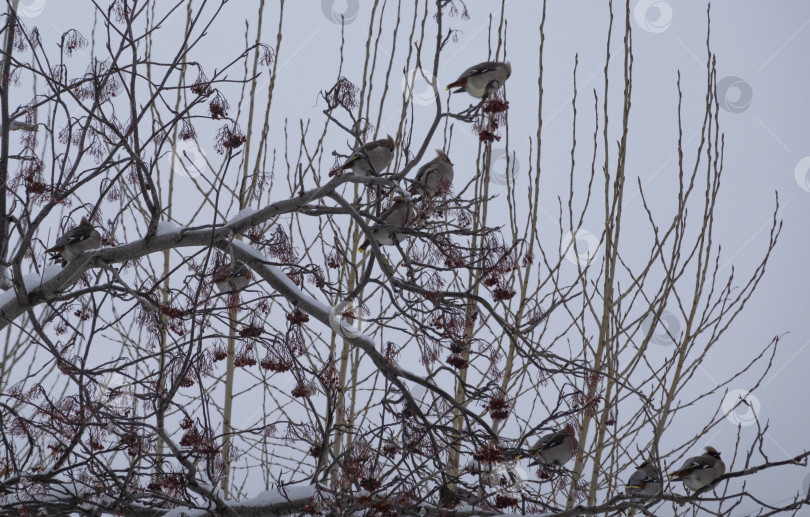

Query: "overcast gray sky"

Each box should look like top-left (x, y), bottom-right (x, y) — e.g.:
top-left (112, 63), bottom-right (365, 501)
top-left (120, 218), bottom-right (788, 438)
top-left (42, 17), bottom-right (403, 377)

top-left (10, 0), bottom-right (810, 513)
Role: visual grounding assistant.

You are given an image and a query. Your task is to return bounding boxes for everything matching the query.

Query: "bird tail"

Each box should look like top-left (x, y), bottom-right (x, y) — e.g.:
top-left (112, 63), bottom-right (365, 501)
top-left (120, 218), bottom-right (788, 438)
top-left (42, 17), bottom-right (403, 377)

top-left (338, 156), bottom-right (358, 171)
top-left (358, 240), bottom-right (369, 253)
top-left (45, 245), bottom-right (65, 253)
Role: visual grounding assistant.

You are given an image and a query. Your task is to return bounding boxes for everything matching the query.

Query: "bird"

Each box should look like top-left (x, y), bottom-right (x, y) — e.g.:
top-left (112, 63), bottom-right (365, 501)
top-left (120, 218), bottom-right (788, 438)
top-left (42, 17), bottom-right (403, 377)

top-left (408, 149), bottom-right (454, 198)
top-left (6, 120), bottom-right (37, 132)
top-left (446, 61), bottom-right (511, 99)
top-left (46, 216), bottom-right (102, 263)
top-left (668, 446), bottom-right (726, 491)
top-left (357, 196), bottom-right (418, 253)
top-left (625, 461), bottom-right (662, 498)
top-left (212, 261), bottom-right (253, 293)
top-left (527, 424), bottom-right (578, 467)
top-left (337, 135), bottom-right (395, 177)
top-left (439, 485), bottom-right (480, 507)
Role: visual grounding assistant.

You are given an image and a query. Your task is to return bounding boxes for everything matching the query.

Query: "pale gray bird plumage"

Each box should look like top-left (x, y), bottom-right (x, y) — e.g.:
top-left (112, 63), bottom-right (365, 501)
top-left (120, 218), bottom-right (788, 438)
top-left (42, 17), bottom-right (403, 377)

top-left (7, 120), bottom-right (37, 131)
top-left (46, 216), bottom-right (102, 262)
top-left (625, 461), bottom-right (662, 497)
top-left (669, 446), bottom-right (726, 491)
top-left (528, 425), bottom-right (578, 467)
top-left (446, 61), bottom-right (511, 98)
top-left (409, 149), bottom-right (454, 197)
top-left (358, 196), bottom-right (418, 252)
top-left (338, 135), bottom-right (395, 177)
top-left (439, 485), bottom-right (480, 507)
top-left (213, 261), bottom-right (253, 293)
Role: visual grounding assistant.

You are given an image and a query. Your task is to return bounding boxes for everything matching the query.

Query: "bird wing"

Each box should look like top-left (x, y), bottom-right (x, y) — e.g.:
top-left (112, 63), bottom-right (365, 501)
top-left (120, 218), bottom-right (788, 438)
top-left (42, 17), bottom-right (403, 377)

top-left (685, 459), bottom-right (712, 471)
top-left (414, 161), bottom-right (438, 183)
top-left (626, 468), bottom-right (660, 489)
top-left (47, 227), bottom-right (90, 251)
top-left (351, 138), bottom-right (389, 155)
top-left (343, 139), bottom-right (388, 166)
top-left (670, 458), bottom-right (712, 476)
top-left (366, 202), bottom-right (402, 229)
top-left (458, 62), bottom-right (502, 79)
top-left (362, 139), bottom-right (387, 151)
top-left (532, 432), bottom-right (564, 451)
top-left (342, 154), bottom-right (360, 166)
top-left (63, 232), bottom-right (92, 245)
top-left (633, 474), bottom-right (659, 485)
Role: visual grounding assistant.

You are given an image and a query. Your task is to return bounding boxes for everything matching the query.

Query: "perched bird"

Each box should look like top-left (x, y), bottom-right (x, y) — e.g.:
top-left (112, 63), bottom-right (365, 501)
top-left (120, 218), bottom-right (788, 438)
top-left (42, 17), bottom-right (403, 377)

top-left (46, 217), bottom-right (101, 263)
top-left (212, 261), bottom-right (253, 293)
top-left (625, 461), bottom-right (662, 498)
top-left (408, 149), bottom-right (454, 197)
top-left (337, 135), bottom-right (395, 177)
top-left (439, 485), bottom-right (480, 507)
top-left (446, 61), bottom-right (511, 99)
top-left (358, 196), bottom-right (418, 253)
top-left (668, 446), bottom-right (726, 491)
top-left (528, 424), bottom-right (578, 467)
top-left (6, 120), bottom-right (37, 131)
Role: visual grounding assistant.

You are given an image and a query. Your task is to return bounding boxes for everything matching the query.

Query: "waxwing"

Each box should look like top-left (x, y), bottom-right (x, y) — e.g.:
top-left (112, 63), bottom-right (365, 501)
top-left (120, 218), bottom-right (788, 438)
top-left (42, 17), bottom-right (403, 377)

top-left (46, 217), bottom-right (101, 263)
top-left (409, 149), bottom-right (454, 197)
top-left (668, 446), bottom-right (726, 491)
top-left (338, 135), bottom-right (395, 177)
top-left (446, 61), bottom-right (511, 99)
